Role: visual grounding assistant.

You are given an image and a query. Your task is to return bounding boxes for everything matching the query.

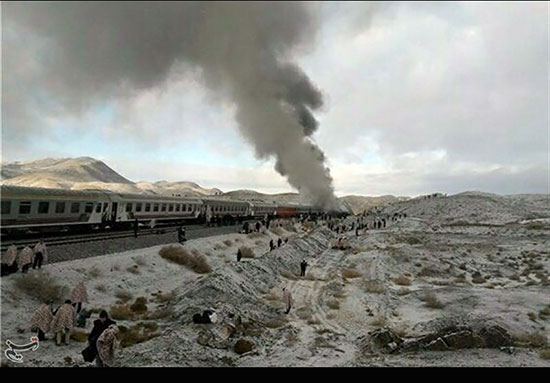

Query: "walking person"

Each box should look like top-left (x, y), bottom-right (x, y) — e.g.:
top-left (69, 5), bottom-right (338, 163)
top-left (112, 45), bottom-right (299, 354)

top-left (178, 226), bottom-right (187, 244)
top-left (70, 281), bottom-right (89, 314)
top-left (237, 248), bottom-right (242, 262)
top-left (283, 287), bottom-right (293, 314)
top-left (18, 246), bottom-right (34, 274)
top-left (32, 240), bottom-right (47, 270)
top-left (133, 218), bottom-right (139, 238)
top-left (50, 300), bottom-right (76, 346)
top-left (300, 260), bottom-right (308, 277)
top-left (31, 302), bottom-right (54, 341)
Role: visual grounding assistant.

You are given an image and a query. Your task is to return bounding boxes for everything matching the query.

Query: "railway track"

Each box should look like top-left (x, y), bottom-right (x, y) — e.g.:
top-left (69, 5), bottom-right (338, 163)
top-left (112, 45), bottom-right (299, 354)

top-left (0, 221), bottom-right (257, 252)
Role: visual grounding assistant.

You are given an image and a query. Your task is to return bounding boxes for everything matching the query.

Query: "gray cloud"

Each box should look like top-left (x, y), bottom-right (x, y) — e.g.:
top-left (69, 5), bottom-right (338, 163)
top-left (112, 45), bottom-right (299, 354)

top-left (3, 1), bottom-right (340, 208)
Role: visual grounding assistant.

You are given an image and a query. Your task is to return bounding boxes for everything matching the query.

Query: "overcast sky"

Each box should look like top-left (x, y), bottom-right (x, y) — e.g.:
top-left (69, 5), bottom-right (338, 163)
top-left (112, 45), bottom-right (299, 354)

top-left (2, 2), bottom-right (548, 197)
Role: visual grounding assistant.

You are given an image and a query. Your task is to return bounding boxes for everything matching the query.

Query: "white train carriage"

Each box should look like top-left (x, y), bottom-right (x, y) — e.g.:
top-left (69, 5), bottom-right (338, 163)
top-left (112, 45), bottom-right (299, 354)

top-left (1, 185), bottom-right (112, 234)
top-left (114, 192), bottom-right (203, 225)
top-left (248, 202), bottom-right (277, 218)
top-left (202, 198), bottom-right (250, 223)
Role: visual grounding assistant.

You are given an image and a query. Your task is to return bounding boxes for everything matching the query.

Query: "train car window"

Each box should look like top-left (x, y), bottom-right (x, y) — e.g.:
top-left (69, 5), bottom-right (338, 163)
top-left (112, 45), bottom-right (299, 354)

top-left (85, 202), bottom-right (94, 213)
top-left (95, 203), bottom-right (101, 213)
top-left (19, 201), bottom-right (32, 214)
top-left (161, 204), bottom-right (167, 212)
top-left (1, 201), bottom-right (11, 215)
top-left (168, 204), bottom-right (174, 212)
top-left (153, 203), bottom-right (159, 212)
top-left (56, 202), bottom-right (67, 214)
top-left (103, 203), bottom-right (108, 212)
top-left (126, 203), bottom-right (133, 212)
top-left (136, 203), bottom-right (142, 212)
top-left (145, 203), bottom-right (151, 212)
top-left (175, 204), bottom-right (180, 212)
top-left (37, 201), bottom-right (49, 214)
top-left (70, 202), bottom-right (80, 214)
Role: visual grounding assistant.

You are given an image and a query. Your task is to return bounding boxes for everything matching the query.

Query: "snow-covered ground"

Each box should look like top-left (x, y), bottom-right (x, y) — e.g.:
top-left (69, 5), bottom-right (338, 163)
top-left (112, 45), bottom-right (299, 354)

top-left (2, 194), bottom-right (549, 367)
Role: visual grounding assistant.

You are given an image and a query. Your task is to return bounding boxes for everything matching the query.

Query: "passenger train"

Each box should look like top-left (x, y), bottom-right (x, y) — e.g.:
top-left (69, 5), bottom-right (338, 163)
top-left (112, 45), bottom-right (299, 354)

top-left (0, 185), bottom-right (327, 235)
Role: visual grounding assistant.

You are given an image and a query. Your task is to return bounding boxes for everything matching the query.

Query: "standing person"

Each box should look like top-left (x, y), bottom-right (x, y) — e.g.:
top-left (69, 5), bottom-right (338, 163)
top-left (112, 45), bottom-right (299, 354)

top-left (355, 227), bottom-right (360, 237)
top-left (237, 248), bottom-right (242, 262)
top-left (1, 244), bottom-right (18, 276)
top-left (18, 246), bottom-right (34, 274)
top-left (50, 300), bottom-right (76, 346)
top-left (277, 238), bottom-right (282, 248)
top-left (32, 240), bottom-right (47, 270)
top-left (255, 221), bottom-right (261, 232)
top-left (96, 324), bottom-right (119, 367)
top-left (282, 287), bottom-right (293, 314)
top-left (70, 281), bottom-right (89, 314)
top-left (300, 260), bottom-right (308, 277)
top-left (87, 310), bottom-right (116, 366)
top-left (269, 239), bottom-right (275, 251)
top-left (178, 226), bottom-right (187, 244)
top-left (133, 218), bottom-right (139, 238)
top-left (31, 302), bottom-right (54, 341)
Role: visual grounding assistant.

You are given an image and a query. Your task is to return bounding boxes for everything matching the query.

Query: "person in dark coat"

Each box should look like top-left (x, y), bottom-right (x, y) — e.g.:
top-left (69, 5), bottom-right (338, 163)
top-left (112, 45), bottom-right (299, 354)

top-left (133, 218), bottom-right (139, 238)
top-left (178, 226), bottom-right (187, 244)
top-left (269, 239), bottom-right (275, 251)
top-left (255, 221), bottom-right (261, 232)
top-left (277, 238), bottom-right (282, 247)
top-left (88, 310), bottom-right (116, 364)
top-left (237, 249), bottom-right (242, 262)
top-left (300, 260), bottom-right (308, 277)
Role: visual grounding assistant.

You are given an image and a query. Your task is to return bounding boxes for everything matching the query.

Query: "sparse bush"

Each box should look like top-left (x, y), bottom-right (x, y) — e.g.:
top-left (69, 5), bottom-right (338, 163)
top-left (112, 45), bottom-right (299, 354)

top-left (296, 307), bottom-right (313, 320)
top-left (127, 265), bottom-right (140, 275)
top-left (263, 291), bottom-right (280, 301)
top-left (539, 305), bottom-right (550, 320)
top-left (363, 280), bottom-right (385, 294)
top-left (342, 268), bottom-right (362, 279)
top-left (154, 290), bottom-right (176, 304)
top-left (130, 297), bottom-right (148, 314)
top-left (471, 272), bottom-right (486, 284)
top-left (307, 318), bottom-right (321, 325)
top-left (281, 270), bottom-right (298, 280)
top-left (239, 246), bottom-right (255, 259)
top-left (145, 307), bottom-right (174, 320)
top-left (134, 256), bottom-right (147, 266)
top-left (112, 264), bottom-right (121, 272)
top-left (95, 284), bottom-right (107, 293)
top-left (528, 312), bottom-right (538, 322)
top-left (394, 275), bottom-right (412, 286)
top-left (539, 349), bottom-right (550, 360)
top-left (271, 227), bottom-right (283, 236)
top-left (14, 272), bottom-right (69, 304)
top-left (515, 331), bottom-right (548, 348)
top-left (159, 245), bottom-right (212, 274)
top-left (397, 287), bottom-right (410, 296)
top-left (118, 323), bottom-right (160, 348)
top-left (370, 313), bottom-right (386, 327)
top-left (110, 304), bottom-right (134, 320)
top-left (115, 289), bottom-right (133, 303)
top-left (87, 267), bottom-right (102, 278)
top-left (223, 239), bottom-right (233, 247)
top-left (70, 331), bottom-right (88, 343)
top-left (424, 291), bottom-right (445, 309)
top-left (265, 318), bottom-right (287, 329)
top-left (326, 299), bottom-right (340, 310)
top-left (247, 232), bottom-right (264, 239)
top-left (509, 273), bottom-right (521, 281)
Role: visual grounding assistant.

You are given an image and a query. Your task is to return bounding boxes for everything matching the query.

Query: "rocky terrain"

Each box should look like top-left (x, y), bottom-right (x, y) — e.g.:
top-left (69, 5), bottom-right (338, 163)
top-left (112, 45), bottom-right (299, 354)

top-left (1, 193), bottom-right (549, 367)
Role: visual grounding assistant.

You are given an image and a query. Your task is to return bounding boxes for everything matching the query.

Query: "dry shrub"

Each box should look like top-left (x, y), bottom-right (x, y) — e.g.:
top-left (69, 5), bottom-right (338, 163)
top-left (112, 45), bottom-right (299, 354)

top-left (342, 268), bottom-right (362, 279)
top-left (296, 307), bottom-right (313, 320)
top-left (271, 227), bottom-right (283, 236)
top-left (95, 284), bottom-right (107, 293)
top-left (528, 312), bottom-right (538, 322)
top-left (363, 279), bottom-right (385, 294)
top-left (539, 349), bottom-right (550, 360)
top-left (281, 270), bottom-right (298, 280)
top-left (145, 307), bottom-right (174, 320)
top-left (126, 265), bottom-right (140, 275)
top-left (326, 299), bottom-right (340, 310)
top-left (307, 318), bottom-right (321, 325)
top-left (115, 289), bottom-right (133, 303)
top-left (263, 291), bottom-right (280, 302)
top-left (509, 273), bottom-right (521, 282)
top-left (265, 318), bottom-right (287, 329)
top-left (110, 304), bottom-right (134, 320)
top-left (223, 239), bottom-right (233, 247)
top-left (130, 297), bottom-right (148, 314)
top-left (472, 275), bottom-right (486, 284)
top-left (247, 232), bottom-right (263, 239)
top-left (239, 246), bottom-right (255, 259)
top-left (515, 331), bottom-right (548, 348)
top-left (539, 305), bottom-right (550, 320)
top-left (15, 272), bottom-right (69, 304)
top-left (370, 313), bottom-right (387, 327)
top-left (424, 291), bottom-right (445, 309)
top-left (159, 245), bottom-right (212, 274)
top-left (394, 275), bottom-right (412, 286)
top-left (70, 331), bottom-right (88, 343)
top-left (134, 256), bottom-right (147, 266)
top-left (154, 290), bottom-right (177, 304)
top-left (118, 323), bottom-right (160, 348)
top-left (87, 267), bottom-right (102, 278)
top-left (397, 287), bottom-right (410, 296)
top-left (112, 264), bottom-right (121, 271)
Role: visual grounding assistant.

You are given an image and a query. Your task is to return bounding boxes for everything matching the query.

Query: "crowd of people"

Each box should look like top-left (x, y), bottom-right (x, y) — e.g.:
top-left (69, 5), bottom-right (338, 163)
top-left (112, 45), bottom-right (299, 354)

top-left (1, 239), bottom-right (48, 277)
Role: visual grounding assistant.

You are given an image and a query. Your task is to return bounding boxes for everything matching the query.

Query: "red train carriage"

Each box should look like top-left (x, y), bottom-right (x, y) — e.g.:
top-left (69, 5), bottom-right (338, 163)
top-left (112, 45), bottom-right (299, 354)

top-left (275, 205), bottom-right (297, 217)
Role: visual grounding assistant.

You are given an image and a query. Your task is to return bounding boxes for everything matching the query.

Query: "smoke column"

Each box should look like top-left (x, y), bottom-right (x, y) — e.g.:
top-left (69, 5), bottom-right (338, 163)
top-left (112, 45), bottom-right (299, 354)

top-left (3, 2), bottom-right (339, 208)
